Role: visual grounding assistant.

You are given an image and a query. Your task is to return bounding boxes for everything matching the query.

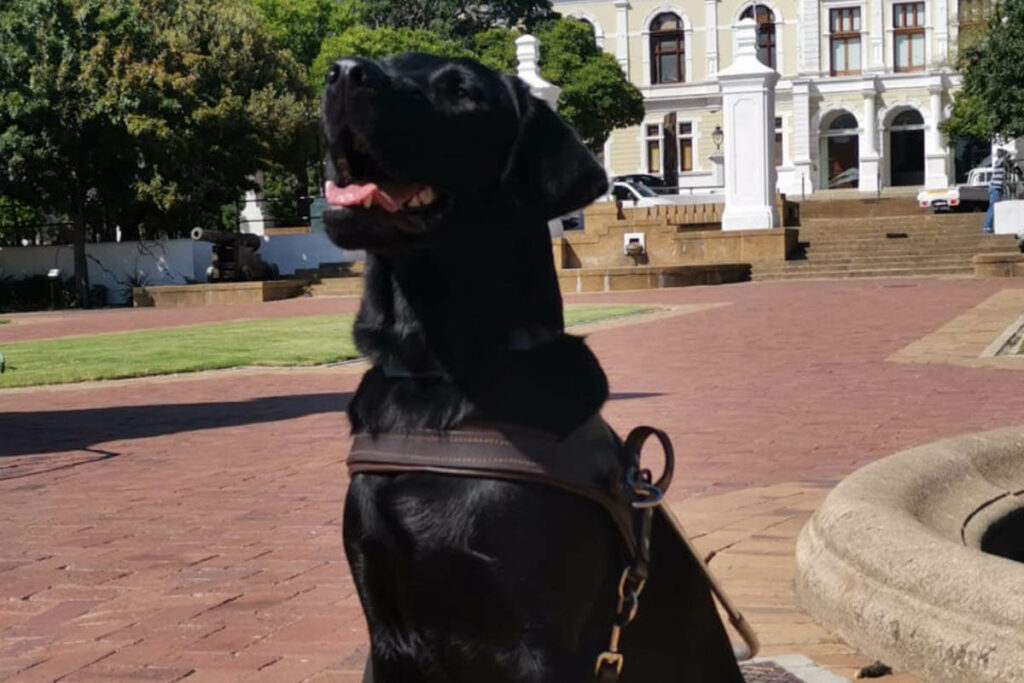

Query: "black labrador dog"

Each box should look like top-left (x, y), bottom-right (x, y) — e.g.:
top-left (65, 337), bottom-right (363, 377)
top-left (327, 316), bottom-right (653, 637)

top-left (321, 53), bottom-right (743, 683)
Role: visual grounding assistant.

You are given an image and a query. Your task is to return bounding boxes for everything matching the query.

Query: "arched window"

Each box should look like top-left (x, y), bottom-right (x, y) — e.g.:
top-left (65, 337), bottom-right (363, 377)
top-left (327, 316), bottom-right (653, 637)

top-left (740, 4), bottom-right (776, 68)
top-left (890, 109), bottom-right (924, 128)
top-left (650, 13), bottom-right (685, 84)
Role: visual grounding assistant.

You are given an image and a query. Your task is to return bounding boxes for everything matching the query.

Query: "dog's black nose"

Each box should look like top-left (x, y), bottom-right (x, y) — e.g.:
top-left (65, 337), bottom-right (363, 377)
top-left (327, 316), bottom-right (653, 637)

top-left (328, 58), bottom-right (386, 92)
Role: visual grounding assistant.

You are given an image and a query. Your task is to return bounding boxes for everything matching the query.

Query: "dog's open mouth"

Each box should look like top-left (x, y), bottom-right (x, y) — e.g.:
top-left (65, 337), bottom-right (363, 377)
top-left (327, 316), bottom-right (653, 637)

top-left (324, 127), bottom-right (441, 216)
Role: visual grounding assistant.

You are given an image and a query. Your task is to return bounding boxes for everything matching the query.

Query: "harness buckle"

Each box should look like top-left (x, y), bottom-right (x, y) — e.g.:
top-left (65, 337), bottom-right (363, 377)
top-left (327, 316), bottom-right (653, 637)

top-left (595, 651), bottom-right (624, 676)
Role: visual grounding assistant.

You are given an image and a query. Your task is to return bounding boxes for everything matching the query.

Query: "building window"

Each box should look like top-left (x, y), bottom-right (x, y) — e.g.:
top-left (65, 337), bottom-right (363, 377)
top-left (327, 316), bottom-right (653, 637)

top-left (894, 2), bottom-right (926, 72)
top-left (645, 124), bottom-right (662, 173)
top-left (830, 8), bottom-right (862, 75)
top-left (650, 13), bottom-right (685, 84)
top-left (678, 122), bottom-right (694, 172)
top-left (740, 4), bottom-right (777, 69)
top-left (774, 116), bottom-right (784, 167)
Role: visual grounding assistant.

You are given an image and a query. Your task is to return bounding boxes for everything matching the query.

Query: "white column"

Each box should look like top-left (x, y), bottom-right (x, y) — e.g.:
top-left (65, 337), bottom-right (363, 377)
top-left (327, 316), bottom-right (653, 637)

top-left (614, 0), bottom-right (630, 73)
top-left (934, 0), bottom-right (950, 65)
top-left (516, 35), bottom-right (561, 109)
top-left (705, 0), bottom-right (720, 77)
top-left (720, 19), bottom-right (780, 231)
top-left (868, 0), bottom-right (885, 71)
top-left (240, 171), bottom-right (267, 235)
top-left (859, 78), bottom-right (880, 192)
top-left (516, 35), bottom-right (566, 235)
top-left (797, 0), bottom-right (821, 74)
top-left (792, 79), bottom-right (814, 197)
top-left (925, 80), bottom-right (950, 189)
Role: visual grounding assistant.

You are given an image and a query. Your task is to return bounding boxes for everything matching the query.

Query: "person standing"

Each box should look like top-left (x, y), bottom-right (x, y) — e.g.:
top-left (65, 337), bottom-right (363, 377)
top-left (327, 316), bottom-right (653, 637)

top-left (983, 148), bottom-right (1007, 234)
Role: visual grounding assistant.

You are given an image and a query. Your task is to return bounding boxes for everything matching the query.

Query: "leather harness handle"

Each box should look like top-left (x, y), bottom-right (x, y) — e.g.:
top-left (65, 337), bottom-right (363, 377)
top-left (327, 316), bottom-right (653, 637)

top-left (623, 426), bottom-right (675, 495)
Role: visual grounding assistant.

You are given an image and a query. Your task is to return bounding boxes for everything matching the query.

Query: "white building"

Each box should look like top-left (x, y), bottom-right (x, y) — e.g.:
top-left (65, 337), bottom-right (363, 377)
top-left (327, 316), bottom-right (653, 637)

top-left (553, 0), bottom-right (990, 197)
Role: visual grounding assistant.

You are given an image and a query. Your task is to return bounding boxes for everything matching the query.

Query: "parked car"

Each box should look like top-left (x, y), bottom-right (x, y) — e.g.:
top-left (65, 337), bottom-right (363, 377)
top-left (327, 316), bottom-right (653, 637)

top-left (918, 161), bottom-right (1023, 212)
top-left (606, 180), bottom-right (684, 207)
top-left (612, 174), bottom-right (670, 190)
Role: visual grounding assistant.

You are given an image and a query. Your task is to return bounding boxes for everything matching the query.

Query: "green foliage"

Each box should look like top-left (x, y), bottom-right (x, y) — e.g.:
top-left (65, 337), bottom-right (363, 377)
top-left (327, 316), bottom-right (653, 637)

top-left (472, 27), bottom-right (519, 72)
top-left (536, 19), bottom-right (644, 150)
top-left (943, 0), bottom-right (1024, 142)
top-left (0, 0), bottom-right (315, 242)
top-left (358, 0), bottom-right (554, 39)
top-left (249, 0), bottom-right (361, 72)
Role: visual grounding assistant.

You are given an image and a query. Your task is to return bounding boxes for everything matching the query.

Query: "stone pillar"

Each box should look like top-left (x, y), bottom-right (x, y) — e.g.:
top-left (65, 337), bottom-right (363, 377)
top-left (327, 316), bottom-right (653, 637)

top-left (859, 78), bottom-right (880, 193)
top-left (705, 0), bottom-right (719, 77)
top-left (516, 35), bottom-right (568, 235)
top-left (719, 19), bottom-right (780, 231)
top-left (614, 0), bottom-right (630, 73)
top-left (934, 0), bottom-right (949, 65)
top-left (797, 0), bottom-right (821, 74)
top-left (925, 79), bottom-right (950, 189)
top-left (792, 78), bottom-right (814, 197)
top-left (516, 35), bottom-right (561, 109)
top-left (868, 0), bottom-right (885, 71)
top-left (240, 171), bottom-right (267, 235)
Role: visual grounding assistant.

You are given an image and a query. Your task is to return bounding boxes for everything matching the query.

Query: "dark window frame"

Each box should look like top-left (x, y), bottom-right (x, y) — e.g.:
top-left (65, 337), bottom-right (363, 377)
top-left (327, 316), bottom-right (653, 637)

top-left (893, 2), bottom-right (926, 72)
top-left (650, 13), bottom-right (686, 84)
top-left (830, 7), bottom-right (862, 76)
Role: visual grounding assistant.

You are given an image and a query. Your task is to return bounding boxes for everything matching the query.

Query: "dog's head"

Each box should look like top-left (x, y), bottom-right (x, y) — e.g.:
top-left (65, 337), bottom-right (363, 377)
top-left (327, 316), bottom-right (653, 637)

top-left (320, 53), bottom-right (607, 250)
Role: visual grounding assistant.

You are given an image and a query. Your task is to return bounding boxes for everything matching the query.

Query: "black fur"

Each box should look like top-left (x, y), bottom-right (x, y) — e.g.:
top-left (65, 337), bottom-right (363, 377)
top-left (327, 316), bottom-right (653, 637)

top-left (322, 53), bottom-right (743, 682)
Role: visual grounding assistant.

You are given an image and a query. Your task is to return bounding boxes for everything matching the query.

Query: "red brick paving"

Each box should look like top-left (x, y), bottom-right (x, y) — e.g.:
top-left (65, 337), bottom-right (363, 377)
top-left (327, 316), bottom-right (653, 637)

top-left (2, 277), bottom-right (1024, 681)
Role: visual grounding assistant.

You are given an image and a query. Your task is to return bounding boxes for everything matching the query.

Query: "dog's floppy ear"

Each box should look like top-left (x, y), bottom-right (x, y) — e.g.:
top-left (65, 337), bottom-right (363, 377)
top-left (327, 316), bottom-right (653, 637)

top-left (502, 76), bottom-right (609, 221)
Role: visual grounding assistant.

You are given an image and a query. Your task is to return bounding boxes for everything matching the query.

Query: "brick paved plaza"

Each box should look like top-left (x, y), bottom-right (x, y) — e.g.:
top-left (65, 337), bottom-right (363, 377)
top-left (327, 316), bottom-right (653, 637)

top-left (3, 278), bottom-right (1024, 682)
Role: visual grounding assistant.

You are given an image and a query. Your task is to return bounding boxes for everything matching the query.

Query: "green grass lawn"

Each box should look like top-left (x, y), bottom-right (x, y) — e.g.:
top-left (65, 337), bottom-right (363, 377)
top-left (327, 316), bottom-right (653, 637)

top-left (0, 305), bottom-right (652, 389)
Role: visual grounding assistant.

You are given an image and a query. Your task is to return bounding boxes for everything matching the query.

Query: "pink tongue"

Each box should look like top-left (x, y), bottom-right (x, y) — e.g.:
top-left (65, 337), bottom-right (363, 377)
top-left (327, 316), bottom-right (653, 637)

top-left (324, 180), bottom-right (400, 213)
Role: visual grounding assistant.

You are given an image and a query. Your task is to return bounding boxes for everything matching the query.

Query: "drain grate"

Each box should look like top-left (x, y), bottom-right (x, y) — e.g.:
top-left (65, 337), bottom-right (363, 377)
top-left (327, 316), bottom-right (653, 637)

top-left (741, 661), bottom-right (807, 682)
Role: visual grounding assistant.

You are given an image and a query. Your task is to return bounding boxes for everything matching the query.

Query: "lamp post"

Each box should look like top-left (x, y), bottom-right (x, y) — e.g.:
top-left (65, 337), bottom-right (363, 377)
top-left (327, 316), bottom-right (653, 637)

top-left (712, 125), bottom-right (724, 150)
top-left (46, 268), bottom-right (61, 310)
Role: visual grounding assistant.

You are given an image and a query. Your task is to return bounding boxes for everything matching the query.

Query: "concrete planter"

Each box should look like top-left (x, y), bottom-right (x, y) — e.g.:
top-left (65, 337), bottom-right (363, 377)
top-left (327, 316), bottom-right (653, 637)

top-left (796, 427), bottom-right (1024, 683)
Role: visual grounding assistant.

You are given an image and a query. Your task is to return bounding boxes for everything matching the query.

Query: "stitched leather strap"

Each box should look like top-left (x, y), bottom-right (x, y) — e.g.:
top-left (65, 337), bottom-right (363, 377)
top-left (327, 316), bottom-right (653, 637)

top-left (347, 418), bottom-right (638, 558)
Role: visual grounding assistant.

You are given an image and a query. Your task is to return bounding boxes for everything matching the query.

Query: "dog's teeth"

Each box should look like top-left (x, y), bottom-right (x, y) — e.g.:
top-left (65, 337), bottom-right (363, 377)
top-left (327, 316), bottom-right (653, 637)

top-left (362, 196), bottom-right (373, 208)
top-left (406, 195), bottom-right (422, 208)
top-left (417, 187), bottom-right (436, 206)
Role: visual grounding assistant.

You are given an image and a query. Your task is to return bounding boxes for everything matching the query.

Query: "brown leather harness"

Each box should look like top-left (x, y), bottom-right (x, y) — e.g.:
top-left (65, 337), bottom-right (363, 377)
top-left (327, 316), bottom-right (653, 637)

top-left (347, 419), bottom-right (758, 681)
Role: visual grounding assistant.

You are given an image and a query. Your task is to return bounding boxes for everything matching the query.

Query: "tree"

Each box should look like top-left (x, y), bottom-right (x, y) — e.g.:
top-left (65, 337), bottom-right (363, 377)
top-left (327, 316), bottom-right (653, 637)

top-left (359, 0), bottom-right (555, 39)
top-left (249, 0), bottom-right (362, 75)
top-left (942, 0), bottom-right (1024, 142)
top-left (469, 20), bottom-right (644, 151)
top-left (0, 0), bottom-right (312, 305)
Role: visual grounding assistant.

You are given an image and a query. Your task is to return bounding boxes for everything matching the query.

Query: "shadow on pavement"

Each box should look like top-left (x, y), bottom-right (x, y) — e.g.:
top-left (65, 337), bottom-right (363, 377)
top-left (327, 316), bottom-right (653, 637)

top-left (0, 392), bottom-right (352, 458)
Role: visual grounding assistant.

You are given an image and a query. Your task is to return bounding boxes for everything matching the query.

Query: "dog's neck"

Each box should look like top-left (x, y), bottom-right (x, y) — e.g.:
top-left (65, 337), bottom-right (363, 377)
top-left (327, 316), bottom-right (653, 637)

top-left (348, 209), bottom-right (609, 436)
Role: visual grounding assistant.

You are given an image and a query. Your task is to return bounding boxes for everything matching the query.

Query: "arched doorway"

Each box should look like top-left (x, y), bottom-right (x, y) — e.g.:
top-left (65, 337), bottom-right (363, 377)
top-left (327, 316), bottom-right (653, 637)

top-left (822, 111), bottom-right (859, 189)
top-left (888, 109), bottom-right (925, 186)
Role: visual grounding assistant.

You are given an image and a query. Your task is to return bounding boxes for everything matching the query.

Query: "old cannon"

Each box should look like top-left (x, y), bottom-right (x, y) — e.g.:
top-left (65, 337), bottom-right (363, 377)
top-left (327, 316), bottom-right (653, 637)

top-left (191, 227), bottom-right (278, 283)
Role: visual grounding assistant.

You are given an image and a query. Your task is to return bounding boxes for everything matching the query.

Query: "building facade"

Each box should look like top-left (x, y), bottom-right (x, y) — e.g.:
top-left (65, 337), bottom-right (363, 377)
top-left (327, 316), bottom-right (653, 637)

top-left (553, 0), bottom-right (986, 196)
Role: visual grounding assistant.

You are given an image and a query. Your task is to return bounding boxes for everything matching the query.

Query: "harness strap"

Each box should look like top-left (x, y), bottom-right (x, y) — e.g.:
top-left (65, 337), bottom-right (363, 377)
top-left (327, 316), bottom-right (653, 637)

top-left (347, 420), bottom-right (638, 558)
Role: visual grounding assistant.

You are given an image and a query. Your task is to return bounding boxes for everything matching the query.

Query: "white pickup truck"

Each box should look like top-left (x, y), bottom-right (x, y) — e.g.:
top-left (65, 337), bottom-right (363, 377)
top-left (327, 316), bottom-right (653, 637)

top-left (917, 167), bottom-right (993, 212)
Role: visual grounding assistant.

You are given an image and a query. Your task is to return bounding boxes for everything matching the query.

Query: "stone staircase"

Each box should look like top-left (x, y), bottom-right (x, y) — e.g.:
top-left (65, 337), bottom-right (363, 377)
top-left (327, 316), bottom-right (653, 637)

top-left (295, 261), bottom-right (364, 297)
top-left (752, 197), bottom-right (1019, 281)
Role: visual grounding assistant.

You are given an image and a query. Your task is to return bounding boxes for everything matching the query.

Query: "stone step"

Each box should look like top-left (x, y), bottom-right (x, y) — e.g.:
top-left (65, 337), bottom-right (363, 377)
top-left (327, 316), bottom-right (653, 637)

top-left (756, 254), bottom-right (975, 270)
top-left (801, 243), bottom-right (1016, 257)
top-left (796, 197), bottom-right (923, 219)
top-left (308, 276), bottom-right (363, 297)
top-left (752, 265), bottom-right (972, 281)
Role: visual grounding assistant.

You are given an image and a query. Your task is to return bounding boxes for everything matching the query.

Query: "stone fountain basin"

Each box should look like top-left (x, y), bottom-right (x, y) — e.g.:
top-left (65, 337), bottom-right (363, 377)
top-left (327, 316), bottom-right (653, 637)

top-left (795, 427), bottom-right (1024, 683)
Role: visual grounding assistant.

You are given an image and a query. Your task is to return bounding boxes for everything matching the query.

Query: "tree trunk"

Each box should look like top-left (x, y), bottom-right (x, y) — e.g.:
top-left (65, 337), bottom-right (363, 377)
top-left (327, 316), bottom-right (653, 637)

top-left (72, 181), bottom-right (91, 308)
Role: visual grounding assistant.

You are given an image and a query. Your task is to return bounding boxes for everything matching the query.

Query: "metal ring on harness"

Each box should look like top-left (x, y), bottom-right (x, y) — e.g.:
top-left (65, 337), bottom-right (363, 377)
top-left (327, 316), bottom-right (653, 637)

top-left (594, 426), bottom-right (674, 682)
